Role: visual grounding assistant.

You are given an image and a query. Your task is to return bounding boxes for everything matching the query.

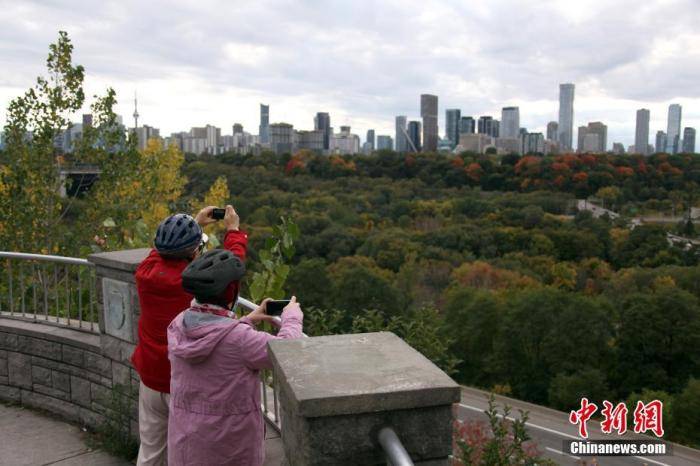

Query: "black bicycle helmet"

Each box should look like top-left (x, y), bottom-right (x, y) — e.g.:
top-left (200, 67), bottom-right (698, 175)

top-left (181, 249), bottom-right (246, 300)
top-left (154, 214), bottom-right (202, 257)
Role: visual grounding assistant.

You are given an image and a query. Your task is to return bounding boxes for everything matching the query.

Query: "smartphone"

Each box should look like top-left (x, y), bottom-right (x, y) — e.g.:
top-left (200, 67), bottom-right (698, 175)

top-left (266, 299), bottom-right (290, 316)
top-left (211, 208), bottom-right (226, 220)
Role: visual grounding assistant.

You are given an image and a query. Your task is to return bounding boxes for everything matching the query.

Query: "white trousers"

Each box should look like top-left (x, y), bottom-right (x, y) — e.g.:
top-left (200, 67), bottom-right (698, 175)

top-left (136, 381), bottom-right (170, 466)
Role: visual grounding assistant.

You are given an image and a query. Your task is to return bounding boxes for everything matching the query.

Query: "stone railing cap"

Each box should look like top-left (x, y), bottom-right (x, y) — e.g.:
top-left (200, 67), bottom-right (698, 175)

top-left (88, 248), bottom-right (151, 272)
top-left (268, 331), bottom-right (460, 418)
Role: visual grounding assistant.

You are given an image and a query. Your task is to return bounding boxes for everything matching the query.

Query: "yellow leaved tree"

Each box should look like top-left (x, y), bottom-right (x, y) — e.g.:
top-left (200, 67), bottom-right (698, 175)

top-left (88, 138), bottom-right (187, 250)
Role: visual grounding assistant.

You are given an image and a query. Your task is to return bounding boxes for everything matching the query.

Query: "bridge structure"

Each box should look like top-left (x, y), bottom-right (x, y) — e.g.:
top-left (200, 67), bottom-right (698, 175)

top-left (58, 164), bottom-right (101, 197)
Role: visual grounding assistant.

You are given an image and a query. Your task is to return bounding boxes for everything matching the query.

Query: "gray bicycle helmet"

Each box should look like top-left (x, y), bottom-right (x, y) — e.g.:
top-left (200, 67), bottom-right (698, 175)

top-left (181, 249), bottom-right (246, 300)
top-left (154, 213), bottom-right (202, 258)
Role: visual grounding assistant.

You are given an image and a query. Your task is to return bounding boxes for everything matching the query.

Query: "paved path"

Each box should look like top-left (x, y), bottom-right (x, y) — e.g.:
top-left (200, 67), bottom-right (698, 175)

top-left (458, 387), bottom-right (700, 466)
top-left (0, 403), bottom-right (131, 466)
top-left (0, 403), bottom-right (284, 466)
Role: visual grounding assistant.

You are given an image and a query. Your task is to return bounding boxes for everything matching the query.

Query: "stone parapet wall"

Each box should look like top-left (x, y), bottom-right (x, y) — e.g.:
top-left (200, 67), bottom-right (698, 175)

top-left (0, 318), bottom-right (139, 433)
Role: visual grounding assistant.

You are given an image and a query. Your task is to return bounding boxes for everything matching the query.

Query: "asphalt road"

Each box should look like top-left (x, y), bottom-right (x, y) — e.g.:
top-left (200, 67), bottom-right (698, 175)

top-left (457, 386), bottom-right (700, 466)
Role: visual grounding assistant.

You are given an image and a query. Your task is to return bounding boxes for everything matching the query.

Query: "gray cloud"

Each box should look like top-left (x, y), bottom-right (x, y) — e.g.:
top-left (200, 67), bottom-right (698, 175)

top-left (1, 0), bottom-right (699, 146)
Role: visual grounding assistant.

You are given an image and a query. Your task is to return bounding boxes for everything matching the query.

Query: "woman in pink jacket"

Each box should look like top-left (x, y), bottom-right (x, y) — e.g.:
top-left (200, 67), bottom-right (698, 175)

top-left (167, 248), bottom-right (303, 466)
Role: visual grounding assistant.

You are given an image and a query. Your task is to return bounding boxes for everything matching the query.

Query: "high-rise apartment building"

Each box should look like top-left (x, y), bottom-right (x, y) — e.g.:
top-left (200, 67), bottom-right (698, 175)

top-left (558, 83), bottom-right (575, 151)
top-left (460, 116), bottom-right (475, 135)
top-left (269, 122), bottom-right (294, 154)
top-left (546, 121), bottom-right (558, 142)
top-left (635, 109), bottom-right (650, 155)
top-left (395, 116), bottom-right (408, 152)
top-left (330, 126), bottom-right (360, 155)
top-left (233, 123), bottom-right (243, 135)
top-left (655, 131), bottom-right (667, 153)
top-left (366, 129), bottom-right (375, 151)
top-left (577, 122), bottom-right (607, 153)
top-left (296, 130), bottom-right (325, 152)
top-left (683, 127), bottom-right (696, 153)
top-left (501, 107), bottom-right (520, 139)
top-left (407, 120), bottom-right (422, 153)
top-left (420, 94), bottom-right (438, 152)
top-left (314, 112), bottom-right (332, 150)
top-left (521, 132), bottom-right (545, 154)
top-left (478, 116), bottom-right (498, 137)
top-left (666, 104), bottom-right (682, 154)
top-left (445, 109), bottom-right (461, 149)
top-left (259, 104), bottom-right (270, 144)
top-left (377, 135), bottom-right (393, 151)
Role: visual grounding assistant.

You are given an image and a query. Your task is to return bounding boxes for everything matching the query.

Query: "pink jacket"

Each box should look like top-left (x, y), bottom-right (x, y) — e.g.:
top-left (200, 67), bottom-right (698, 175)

top-left (167, 305), bottom-right (303, 466)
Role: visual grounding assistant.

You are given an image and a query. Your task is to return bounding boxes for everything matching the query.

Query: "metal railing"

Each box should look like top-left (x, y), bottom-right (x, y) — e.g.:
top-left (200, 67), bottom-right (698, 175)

top-left (0, 251), bottom-right (98, 332)
top-left (236, 296), bottom-right (285, 432)
top-left (378, 427), bottom-right (414, 466)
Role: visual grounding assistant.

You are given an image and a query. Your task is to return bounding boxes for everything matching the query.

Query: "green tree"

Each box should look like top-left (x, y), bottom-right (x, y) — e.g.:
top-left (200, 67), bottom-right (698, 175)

top-left (548, 369), bottom-right (610, 411)
top-left (615, 288), bottom-right (700, 395)
top-left (671, 379), bottom-right (700, 448)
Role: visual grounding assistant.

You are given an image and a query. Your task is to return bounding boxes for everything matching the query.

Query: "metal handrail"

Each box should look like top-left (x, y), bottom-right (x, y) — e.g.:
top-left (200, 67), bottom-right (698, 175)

top-left (0, 251), bottom-right (92, 266)
top-left (378, 427), bottom-right (414, 466)
top-left (0, 251), bottom-right (97, 332)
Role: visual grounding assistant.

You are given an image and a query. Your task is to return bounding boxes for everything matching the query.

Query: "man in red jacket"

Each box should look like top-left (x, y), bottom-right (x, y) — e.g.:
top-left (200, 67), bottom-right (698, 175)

top-left (132, 204), bottom-right (247, 466)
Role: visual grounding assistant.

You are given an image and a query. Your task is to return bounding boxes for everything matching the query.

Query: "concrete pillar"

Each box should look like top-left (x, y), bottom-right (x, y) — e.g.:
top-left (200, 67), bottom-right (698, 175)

top-left (268, 332), bottom-right (460, 465)
top-left (87, 249), bottom-right (150, 359)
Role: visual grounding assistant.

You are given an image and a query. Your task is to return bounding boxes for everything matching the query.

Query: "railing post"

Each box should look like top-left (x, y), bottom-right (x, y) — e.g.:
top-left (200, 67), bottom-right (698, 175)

top-left (268, 332), bottom-right (460, 465)
top-left (87, 249), bottom-right (150, 363)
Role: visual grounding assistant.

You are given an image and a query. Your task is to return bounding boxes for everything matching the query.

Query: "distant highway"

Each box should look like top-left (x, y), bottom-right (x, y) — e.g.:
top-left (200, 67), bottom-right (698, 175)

top-left (457, 386), bottom-right (700, 466)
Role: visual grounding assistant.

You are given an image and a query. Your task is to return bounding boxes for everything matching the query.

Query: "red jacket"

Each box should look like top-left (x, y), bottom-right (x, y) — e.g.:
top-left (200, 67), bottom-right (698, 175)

top-left (131, 229), bottom-right (248, 393)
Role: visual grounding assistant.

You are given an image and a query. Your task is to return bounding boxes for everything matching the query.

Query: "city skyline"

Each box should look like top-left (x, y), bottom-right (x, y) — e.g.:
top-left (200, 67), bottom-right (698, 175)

top-left (1, 0), bottom-right (699, 146)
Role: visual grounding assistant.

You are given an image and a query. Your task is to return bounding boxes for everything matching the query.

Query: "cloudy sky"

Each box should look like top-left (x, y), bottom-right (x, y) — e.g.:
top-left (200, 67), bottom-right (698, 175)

top-left (1, 0), bottom-right (699, 147)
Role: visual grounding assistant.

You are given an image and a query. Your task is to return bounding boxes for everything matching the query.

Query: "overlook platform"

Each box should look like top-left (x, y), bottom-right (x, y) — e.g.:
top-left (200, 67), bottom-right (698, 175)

top-left (0, 403), bottom-right (285, 465)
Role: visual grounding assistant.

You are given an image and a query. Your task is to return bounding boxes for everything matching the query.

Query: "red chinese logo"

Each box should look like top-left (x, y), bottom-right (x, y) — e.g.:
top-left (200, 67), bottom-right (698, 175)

top-left (601, 401), bottom-right (628, 435)
top-left (569, 398), bottom-right (665, 438)
top-left (633, 400), bottom-right (665, 437)
top-left (569, 398), bottom-right (598, 438)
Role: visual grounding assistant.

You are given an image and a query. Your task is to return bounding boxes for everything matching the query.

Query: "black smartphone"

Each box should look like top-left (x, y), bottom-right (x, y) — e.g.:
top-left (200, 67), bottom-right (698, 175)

top-left (266, 299), bottom-right (290, 316)
top-left (211, 208), bottom-right (225, 220)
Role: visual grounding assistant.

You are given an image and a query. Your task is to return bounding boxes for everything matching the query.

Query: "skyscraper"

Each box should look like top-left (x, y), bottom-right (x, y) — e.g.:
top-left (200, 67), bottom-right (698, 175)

top-left (558, 83), bottom-right (575, 151)
top-left (683, 127), bottom-right (696, 153)
top-left (259, 104), bottom-right (270, 144)
top-left (656, 131), bottom-right (667, 153)
top-left (501, 107), bottom-right (520, 139)
top-left (269, 122), bottom-right (294, 154)
top-left (395, 116), bottom-right (408, 152)
top-left (233, 123), bottom-right (243, 135)
top-left (546, 121), bottom-right (558, 142)
top-left (420, 94), bottom-right (438, 152)
top-left (460, 116), bottom-right (475, 135)
top-left (666, 104), bottom-right (682, 154)
top-left (314, 112), bottom-right (332, 150)
top-left (635, 109), bottom-right (650, 155)
top-left (366, 129), bottom-right (375, 151)
top-left (445, 109), bottom-right (461, 149)
top-left (407, 121), bottom-right (422, 153)
top-left (478, 116), bottom-right (497, 137)
top-left (577, 122), bottom-right (607, 153)
top-left (377, 135), bottom-right (393, 151)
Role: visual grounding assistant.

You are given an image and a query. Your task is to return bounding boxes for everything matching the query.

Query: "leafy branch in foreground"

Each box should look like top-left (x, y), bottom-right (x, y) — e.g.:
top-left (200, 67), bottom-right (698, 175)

top-left (454, 394), bottom-right (555, 465)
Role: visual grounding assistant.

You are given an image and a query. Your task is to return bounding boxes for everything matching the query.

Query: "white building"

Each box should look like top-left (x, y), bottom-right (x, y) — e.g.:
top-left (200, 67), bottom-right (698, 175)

top-left (330, 126), bottom-right (361, 155)
top-left (457, 133), bottom-right (494, 154)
